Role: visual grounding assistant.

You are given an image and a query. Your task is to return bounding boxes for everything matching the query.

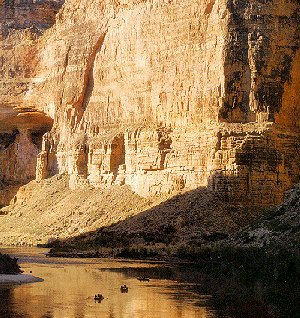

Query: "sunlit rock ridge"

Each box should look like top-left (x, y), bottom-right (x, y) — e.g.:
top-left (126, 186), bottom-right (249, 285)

top-left (0, 0), bottom-right (299, 207)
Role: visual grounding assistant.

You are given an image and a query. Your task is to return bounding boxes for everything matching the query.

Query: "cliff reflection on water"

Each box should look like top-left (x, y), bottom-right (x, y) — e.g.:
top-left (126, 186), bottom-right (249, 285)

top-left (0, 247), bottom-right (298, 318)
top-left (0, 248), bottom-right (214, 318)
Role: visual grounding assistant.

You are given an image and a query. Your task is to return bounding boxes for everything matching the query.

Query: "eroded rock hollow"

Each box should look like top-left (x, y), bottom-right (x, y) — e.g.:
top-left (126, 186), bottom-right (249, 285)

top-left (0, 0), bottom-right (299, 207)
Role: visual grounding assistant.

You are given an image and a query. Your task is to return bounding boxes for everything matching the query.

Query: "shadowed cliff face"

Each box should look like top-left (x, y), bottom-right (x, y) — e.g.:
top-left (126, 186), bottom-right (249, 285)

top-left (220, 0), bottom-right (300, 124)
top-left (0, 0), bottom-right (64, 35)
top-left (0, 0), bottom-right (299, 207)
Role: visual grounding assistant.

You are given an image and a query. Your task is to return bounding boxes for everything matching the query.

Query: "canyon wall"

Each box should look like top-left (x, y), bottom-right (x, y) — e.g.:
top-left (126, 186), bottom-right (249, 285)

top-left (0, 0), bottom-right (59, 193)
top-left (0, 0), bottom-right (299, 207)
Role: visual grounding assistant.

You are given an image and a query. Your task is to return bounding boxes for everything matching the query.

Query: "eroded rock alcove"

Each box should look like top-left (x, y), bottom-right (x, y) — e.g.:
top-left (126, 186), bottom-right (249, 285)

top-left (0, 107), bottom-right (53, 206)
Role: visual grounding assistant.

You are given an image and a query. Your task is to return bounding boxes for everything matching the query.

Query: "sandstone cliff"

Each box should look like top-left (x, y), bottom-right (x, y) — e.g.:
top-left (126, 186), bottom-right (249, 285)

top-left (0, 0), bottom-right (62, 202)
top-left (0, 0), bottom-right (299, 209)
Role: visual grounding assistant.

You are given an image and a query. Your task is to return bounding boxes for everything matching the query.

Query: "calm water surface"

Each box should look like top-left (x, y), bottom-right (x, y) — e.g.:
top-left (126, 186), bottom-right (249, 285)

top-left (0, 247), bottom-right (216, 318)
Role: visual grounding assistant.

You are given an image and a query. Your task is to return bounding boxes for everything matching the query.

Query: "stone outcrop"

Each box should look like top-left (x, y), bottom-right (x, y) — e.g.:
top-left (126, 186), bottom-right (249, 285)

top-left (0, 0), bottom-right (299, 207)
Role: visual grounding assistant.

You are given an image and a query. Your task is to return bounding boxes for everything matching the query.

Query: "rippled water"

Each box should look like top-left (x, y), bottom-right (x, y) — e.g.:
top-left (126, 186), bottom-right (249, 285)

top-left (0, 247), bottom-right (216, 318)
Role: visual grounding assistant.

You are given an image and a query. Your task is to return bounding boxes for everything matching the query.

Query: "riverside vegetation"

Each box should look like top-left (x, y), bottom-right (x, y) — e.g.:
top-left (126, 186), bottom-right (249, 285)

top-left (0, 253), bottom-right (21, 274)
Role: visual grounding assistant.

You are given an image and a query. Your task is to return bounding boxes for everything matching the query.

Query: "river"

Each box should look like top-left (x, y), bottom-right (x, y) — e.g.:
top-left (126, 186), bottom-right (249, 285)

top-left (0, 247), bottom-right (217, 318)
top-left (0, 247), bottom-right (298, 318)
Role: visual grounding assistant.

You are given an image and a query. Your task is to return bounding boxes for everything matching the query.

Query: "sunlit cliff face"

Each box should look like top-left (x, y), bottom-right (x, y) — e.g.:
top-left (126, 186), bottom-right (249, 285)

top-left (0, 0), bottom-right (61, 188)
top-left (0, 0), bottom-right (300, 206)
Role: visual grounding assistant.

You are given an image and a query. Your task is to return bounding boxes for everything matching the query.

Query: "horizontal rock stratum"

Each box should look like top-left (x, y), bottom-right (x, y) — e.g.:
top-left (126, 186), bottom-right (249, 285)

top-left (0, 0), bottom-right (299, 207)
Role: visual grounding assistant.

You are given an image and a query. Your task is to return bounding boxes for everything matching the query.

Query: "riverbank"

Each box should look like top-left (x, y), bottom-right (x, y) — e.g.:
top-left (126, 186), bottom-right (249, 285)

top-left (46, 181), bottom-right (300, 264)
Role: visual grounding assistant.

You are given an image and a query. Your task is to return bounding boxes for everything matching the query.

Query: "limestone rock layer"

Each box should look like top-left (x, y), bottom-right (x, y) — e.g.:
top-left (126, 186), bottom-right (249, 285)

top-left (0, 0), bottom-right (299, 206)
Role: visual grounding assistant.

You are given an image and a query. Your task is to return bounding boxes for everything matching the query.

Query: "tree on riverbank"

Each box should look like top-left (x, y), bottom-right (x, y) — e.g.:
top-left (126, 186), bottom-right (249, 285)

top-left (0, 253), bottom-right (21, 274)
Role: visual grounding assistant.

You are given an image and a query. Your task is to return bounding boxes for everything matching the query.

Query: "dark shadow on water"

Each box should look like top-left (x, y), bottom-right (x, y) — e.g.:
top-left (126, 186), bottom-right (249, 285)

top-left (101, 261), bottom-right (300, 318)
top-left (0, 287), bottom-right (29, 318)
top-left (0, 284), bottom-right (56, 318)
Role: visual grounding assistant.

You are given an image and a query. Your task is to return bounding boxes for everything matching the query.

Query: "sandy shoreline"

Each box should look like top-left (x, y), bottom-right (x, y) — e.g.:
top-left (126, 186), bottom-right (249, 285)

top-left (0, 274), bottom-right (43, 284)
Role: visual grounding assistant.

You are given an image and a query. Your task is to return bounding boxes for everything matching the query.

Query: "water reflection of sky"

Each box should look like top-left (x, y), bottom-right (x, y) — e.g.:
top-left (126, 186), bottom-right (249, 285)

top-left (0, 248), bottom-right (215, 318)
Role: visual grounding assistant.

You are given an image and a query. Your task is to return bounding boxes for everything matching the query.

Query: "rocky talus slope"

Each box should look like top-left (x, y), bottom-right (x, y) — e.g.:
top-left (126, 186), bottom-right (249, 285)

top-left (0, 175), bottom-right (155, 245)
top-left (46, 183), bottom-right (299, 258)
top-left (0, 173), bottom-right (265, 246)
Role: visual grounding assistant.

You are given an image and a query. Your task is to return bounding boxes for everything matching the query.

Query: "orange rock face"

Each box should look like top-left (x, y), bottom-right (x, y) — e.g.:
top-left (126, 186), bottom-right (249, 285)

top-left (0, 0), bottom-right (59, 186)
top-left (0, 0), bottom-right (299, 206)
